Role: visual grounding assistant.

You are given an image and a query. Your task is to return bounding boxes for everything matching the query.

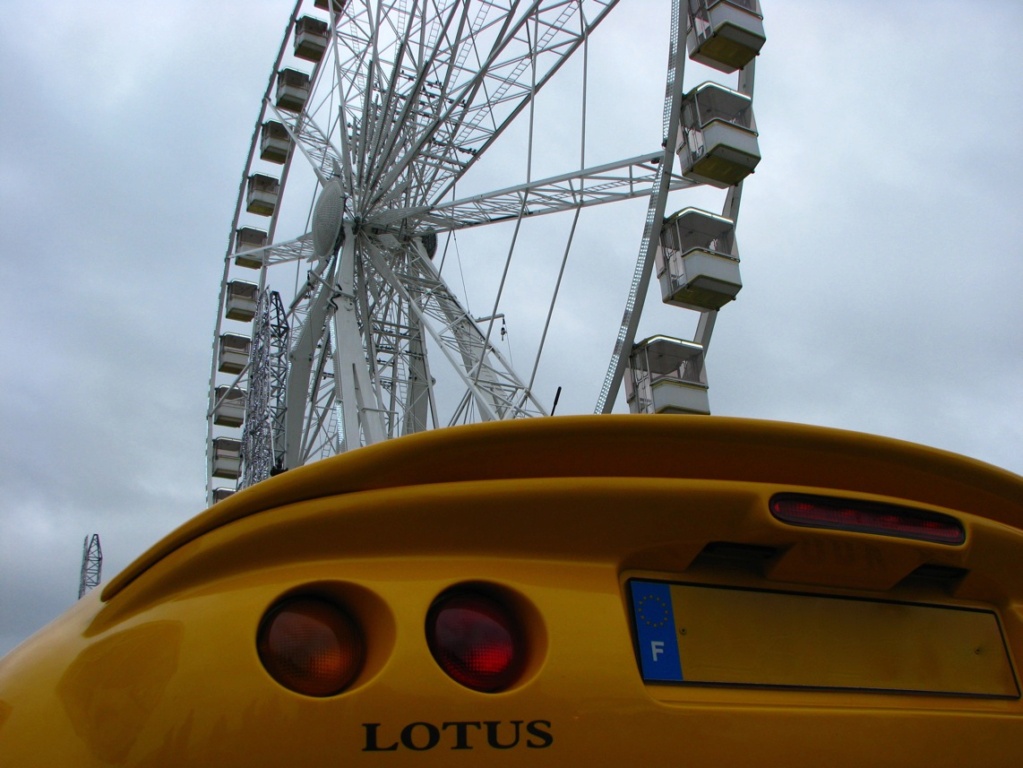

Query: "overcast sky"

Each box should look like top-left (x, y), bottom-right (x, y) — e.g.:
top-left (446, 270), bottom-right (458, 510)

top-left (2, 1), bottom-right (1021, 656)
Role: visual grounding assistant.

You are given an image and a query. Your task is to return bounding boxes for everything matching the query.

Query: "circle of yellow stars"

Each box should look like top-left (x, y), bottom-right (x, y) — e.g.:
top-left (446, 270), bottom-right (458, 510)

top-left (637, 593), bottom-right (671, 629)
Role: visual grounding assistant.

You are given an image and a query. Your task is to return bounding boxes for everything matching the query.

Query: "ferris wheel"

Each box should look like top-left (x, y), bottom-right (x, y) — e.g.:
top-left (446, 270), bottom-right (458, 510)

top-left (207, 0), bottom-right (766, 503)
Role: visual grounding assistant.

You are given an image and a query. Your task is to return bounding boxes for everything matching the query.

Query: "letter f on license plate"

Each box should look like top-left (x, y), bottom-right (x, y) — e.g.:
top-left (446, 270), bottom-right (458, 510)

top-left (630, 581), bottom-right (683, 682)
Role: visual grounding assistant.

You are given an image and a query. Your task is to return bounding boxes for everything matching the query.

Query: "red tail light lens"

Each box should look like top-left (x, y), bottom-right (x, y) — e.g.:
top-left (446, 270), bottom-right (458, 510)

top-left (257, 596), bottom-right (364, 696)
top-left (770, 494), bottom-right (965, 545)
top-left (427, 590), bottom-right (524, 692)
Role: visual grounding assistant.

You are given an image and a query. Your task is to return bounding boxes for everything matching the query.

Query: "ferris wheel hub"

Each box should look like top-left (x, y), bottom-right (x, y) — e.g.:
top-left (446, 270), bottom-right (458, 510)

top-left (312, 177), bottom-right (346, 259)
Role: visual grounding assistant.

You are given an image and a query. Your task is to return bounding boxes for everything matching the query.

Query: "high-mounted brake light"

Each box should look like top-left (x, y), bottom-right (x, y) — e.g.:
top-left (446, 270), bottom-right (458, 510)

top-left (426, 590), bottom-right (524, 693)
top-left (770, 494), bottom-right (965, 545)
top-left (257, 595), bottom-right (364, 697)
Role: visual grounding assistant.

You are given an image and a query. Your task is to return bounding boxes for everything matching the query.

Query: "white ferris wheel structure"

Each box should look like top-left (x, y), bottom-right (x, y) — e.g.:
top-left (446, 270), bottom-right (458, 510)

top-left (207, 0), bottom-right (766, 503)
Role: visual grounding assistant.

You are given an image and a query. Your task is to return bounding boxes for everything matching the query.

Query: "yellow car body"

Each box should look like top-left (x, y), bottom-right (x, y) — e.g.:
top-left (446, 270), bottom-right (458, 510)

top-left (1, 415), bottom-right (1021, 765)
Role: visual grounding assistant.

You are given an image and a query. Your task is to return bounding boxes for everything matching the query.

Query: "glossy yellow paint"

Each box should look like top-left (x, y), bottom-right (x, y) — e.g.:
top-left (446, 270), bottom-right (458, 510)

top-left (1, 416), bottom-right (1022, 766)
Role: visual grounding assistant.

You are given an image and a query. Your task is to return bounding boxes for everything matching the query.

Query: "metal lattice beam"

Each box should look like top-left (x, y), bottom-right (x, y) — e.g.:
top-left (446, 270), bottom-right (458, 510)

top-left (78, 534), bottom-right (102, 599)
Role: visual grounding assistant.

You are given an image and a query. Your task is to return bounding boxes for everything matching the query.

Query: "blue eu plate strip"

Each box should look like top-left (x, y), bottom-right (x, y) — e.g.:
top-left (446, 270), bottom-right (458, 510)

top-left (630, 580), bottom-right (683, 682)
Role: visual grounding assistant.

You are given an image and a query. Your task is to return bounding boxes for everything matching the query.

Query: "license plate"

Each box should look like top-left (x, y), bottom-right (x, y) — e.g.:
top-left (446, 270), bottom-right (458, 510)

top-left (629, 579), bottom-right (1019, 698)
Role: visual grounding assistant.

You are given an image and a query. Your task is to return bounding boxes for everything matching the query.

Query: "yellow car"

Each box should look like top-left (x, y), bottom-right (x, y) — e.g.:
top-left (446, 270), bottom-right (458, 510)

top-left (1, 415), bottom-right (1021, 765)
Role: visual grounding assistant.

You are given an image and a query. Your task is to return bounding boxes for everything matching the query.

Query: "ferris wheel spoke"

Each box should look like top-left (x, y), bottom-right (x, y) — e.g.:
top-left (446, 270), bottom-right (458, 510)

top-left (233, 232), bottom-right (315, 269)
top-left (271, 104), bottom-right (345, 189)
top-left (299, 384), bottom-right (341, 464)
top-left (375, 153), bottom-right (695, 233)
top-left (417, 0), bottom-right (618, 203)
top-left (363, 236), bottom-right (546, 422)
top-left (360, 262), bottom-right (436, 436)
top-left (283, 264), bottom-right (334, 470)
top-left (367, 0), bottom-right (619, 210)
top-left (331, 229), bottom-right (388, 446)
top-left (402, 310), bottom-right (433, 434)
top-left (361, 0), bottom-right (508, 205)
top-left (359, 2), bottom-right (467, 204)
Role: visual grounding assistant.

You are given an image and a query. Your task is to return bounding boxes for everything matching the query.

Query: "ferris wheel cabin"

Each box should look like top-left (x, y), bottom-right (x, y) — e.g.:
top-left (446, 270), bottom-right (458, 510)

top-left (686, 0), bottom-right (766, 74)
top-left (276, 68), bottom-right (311, 113)
top-left (210, 487), bottom-right (235, 504)
top-left (225, 280), bottom-right (259, 322)
top-left (313, 0), bottom-right (349, 17)
top-left (625, 336), bottom-right (710, 416)
top-left (212, 386), bottom-right (247, 428)
top-left (210, 437), bottom-right (242, 480)
top-left (217, 333), bottom-right (251, 375)
top-left (658, 207), bottom-right (742, 311)
top-left (677, 82), bottom-right (760, 188)
top-left (233, 227), bottom-right (267, 269)
top-left (259, 121), bottom-right (292, 165)
top-left (245, 174), bottom-right (280, 217)
top-left (293, 16), bottom-right (329, 63)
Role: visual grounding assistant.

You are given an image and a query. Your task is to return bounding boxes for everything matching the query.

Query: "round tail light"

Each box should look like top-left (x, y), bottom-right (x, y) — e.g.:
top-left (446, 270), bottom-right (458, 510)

top-left (426, 590), bottom-right (524, 692)
top-left (257, 595), bottom-right (364, 696)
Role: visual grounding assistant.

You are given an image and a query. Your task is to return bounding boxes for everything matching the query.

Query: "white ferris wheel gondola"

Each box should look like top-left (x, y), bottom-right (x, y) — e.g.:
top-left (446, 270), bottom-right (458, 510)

top-left (207, 0), bottom-right (765, 503)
